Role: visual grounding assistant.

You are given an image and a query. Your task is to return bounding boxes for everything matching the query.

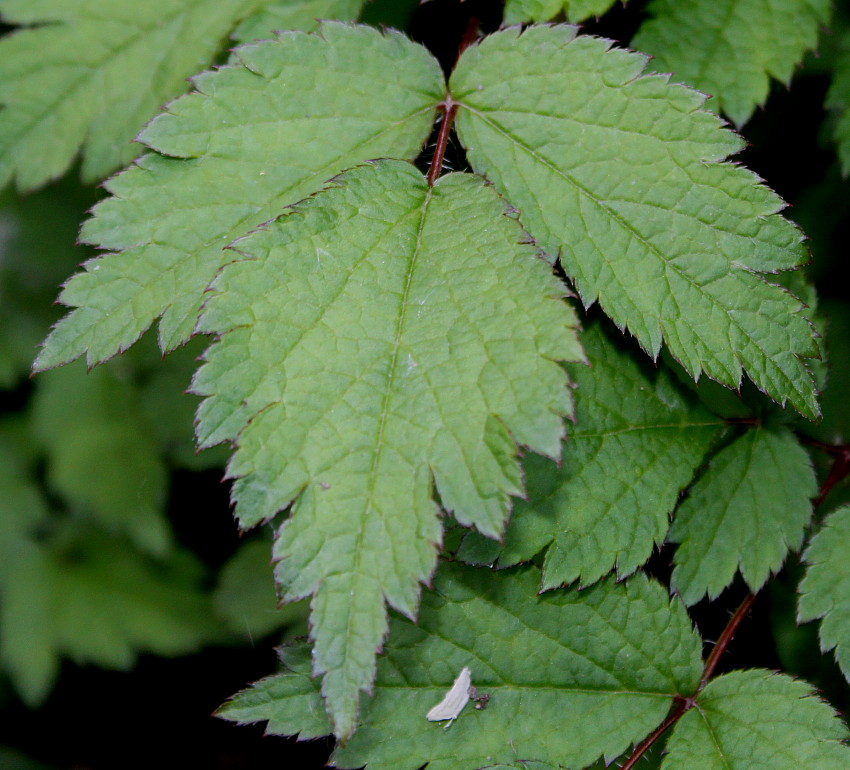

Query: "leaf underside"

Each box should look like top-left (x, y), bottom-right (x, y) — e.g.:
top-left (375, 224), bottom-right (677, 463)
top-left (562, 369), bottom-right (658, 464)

top-left (195, 160), bottom-right (582, 738)
top-left (670, 425), bottom-right (816, 606)
top-left (460, 321), bottom-right (721, 589)
top-left (34, 22), bottom-right (444, 369)
top-left (663, 670), bottom-right (850, 769)
top-left (633, 0), bottom-right (831, 127)
top-left (503, 0), bottom-right (621, 25)
top-left (219, 564), bottom-right (703, 770)
top-left (798, 505), bottom-right (850, 683)
top-left (451, 25), bottom-right (819, 418)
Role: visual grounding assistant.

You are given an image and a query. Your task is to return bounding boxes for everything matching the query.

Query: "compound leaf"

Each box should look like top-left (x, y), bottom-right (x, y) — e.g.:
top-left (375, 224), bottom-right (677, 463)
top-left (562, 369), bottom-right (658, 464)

top-left (231, 0), bottom-right (364, 41)
top-left (662, 670), bottom-right (850, 769)
top-left (670, 425), bottom-right (816, 606)
top-left (34, 23), bottom-right (444, 369)
top-left (220, 564), bottom-right (703, 769)
top-left (0, 0), bottom-right (294, 190)
top-left (798, 505), bottom-right (850, 682)
top-left (503, 0), bottom-right (622, 25)
top-left (460, 321), bottom-right (721, 589)
top-left (195, 160), bottom-right (582, 739)
top-left (633, 0), bottom-right (831, 126)
top-left (450, 26), bottom-right (819, 418)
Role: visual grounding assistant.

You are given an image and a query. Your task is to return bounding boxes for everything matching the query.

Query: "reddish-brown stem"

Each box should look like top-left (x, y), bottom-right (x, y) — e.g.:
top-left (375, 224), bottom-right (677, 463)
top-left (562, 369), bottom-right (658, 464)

top-left (620, 433), bottom-right (846, 765)
top-left (619, 593), bottom-right (755, 767)
top-left (619, 697), bottom-right (690, 770)
top-left (796, 434), bottom-right (850, 508)
top-left (426, 14), bottom-right (479, 187)
top-left (426, 98), bottom-right (458, 187)
top-left (698, 592), bottom-right (756, 691)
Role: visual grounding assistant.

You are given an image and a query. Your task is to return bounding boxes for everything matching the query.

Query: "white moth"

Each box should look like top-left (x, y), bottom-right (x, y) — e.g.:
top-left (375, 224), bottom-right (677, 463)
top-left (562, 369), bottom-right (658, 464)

top-left (426, 666), bottom-right (472, 727)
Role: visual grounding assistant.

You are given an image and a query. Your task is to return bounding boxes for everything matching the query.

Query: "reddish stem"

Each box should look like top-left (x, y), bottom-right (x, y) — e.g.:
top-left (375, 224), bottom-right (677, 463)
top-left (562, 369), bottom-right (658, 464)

top-left (426, 14), bottom-right (479, 187)
top-left (619, 593), bottom-right (755, 767)
top-left (796, 435), bottom-right (850, 509)
top-left (426, 98), bottom-right (459, 187)
top-left (619, 697), bottom-right (690, 770)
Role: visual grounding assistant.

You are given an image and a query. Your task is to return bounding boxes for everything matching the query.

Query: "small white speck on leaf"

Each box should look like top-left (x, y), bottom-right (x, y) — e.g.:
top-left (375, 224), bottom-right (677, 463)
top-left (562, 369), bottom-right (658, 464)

top-left (426, 666), bottom-right (472, 727)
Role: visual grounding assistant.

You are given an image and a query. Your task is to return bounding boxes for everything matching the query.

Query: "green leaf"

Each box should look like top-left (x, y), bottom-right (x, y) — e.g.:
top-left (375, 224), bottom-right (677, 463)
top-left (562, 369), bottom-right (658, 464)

top-left (231, 0), bottom-right (364, 41)
top-left (662, 670), bottom-right (850, 768)
top-left (220, 564), bottom-right (703, 769)
top-left (503, 0), bottom-right (621, 25)
top-left (450, 26), bottom-right (819, 418)
top-left (34, 23), bottom-right (444, 368)
top-left (670, 425), bottom-right (817, 606)
top-left (460, 321), bottom-right (721, 588)
top-left (0, 180), bottom-right (96, 387)
top-left (633, 0), bottom-right (831, 126)
top-left (196, 160), bottom-right (582, 739)
top-left (213, 535), bottom-right (309, 639)
top-left (798, 505), bottom-right (850, 683)
top-left (30, 362), bottom-right (172, 557)
top-left (0, 0), bottom-right (292, 190)
top-left (827, 31), bottom-right (850, 176)
top-left (0, 519), bottom-right (223, 705)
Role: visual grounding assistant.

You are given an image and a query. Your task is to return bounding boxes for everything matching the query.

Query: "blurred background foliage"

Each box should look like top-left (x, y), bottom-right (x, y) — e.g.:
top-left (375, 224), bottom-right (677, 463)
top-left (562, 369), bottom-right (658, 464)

top-left (1, 0), bottom-right (850, 767)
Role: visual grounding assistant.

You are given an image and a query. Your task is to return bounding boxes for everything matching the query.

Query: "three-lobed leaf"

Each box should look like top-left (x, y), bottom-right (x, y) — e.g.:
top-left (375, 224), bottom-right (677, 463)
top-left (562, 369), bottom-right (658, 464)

top-left (459, 321), bottom-right (722, 589)
top-left (663, 670), bottom-right (850, 768)
top-left (670, 424), bottom-right (816, 606)
top-left (633, 0), bottom-right (831, 126)
top-left (450, 25), bottom-right (819, 418)
top-left (34, 22), bottom-right (444, 367)
top-left (798, 505), bottom-right (850, 682)
top-left (220, 564), bottom-right (703, 769)
top-left (195, 159), bottom-right (582, 738)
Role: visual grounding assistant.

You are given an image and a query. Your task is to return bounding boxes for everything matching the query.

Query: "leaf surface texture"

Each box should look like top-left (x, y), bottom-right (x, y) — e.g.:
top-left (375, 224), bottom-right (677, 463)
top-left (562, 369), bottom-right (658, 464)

top-left (798, 505), bottom-right (850, 683)
top-left (231, 0), bottom-right (364, 41)
top-left (460, 322), bottom-right (721, 588)
top-left (662, 670), bottom-right (850, 768)
top-left (220, 565), bottom-right (703, 769)
top-left (503, 0), bottom-right (621, 24)
top-left (195, 160), bottom-right (582, 738)
top-left (633, 0), bottom-right (830, 126)
top-left (670, 425), bottom-right (816, 605)
top-left (34, 23), bottom-right (444, 368)
top-left (450, 26), bottom-right (818, 417)
top-left (0, 0), bottom-right (295, 189)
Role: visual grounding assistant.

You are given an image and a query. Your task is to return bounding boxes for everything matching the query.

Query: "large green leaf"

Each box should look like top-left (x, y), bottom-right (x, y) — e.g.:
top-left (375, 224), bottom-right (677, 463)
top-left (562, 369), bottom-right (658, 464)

top-left (231, 0), bottom-right (364, 41)
top-left (34, 23), bottom-right (444, 368)
top-left (450, 26), bottom-right (819, 418)
top-left (633, 0), bottom-right (831, 126)
top-left (662, 670), bottom-right (850, 768)
top-left (0, 0), bottom-right (290, 190)
top-left (195, 160), bottom-right (582, 739)
top-left (220, 565), bottom-right (703, 769)
top-left (798, 505), bottom-right (850, 683)
top-left (459, 321), bottom-right (721, 588)
top-left (670, 424), bottom-right (816, 605)
top-left (503, 0), bottom-right (621, 24)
